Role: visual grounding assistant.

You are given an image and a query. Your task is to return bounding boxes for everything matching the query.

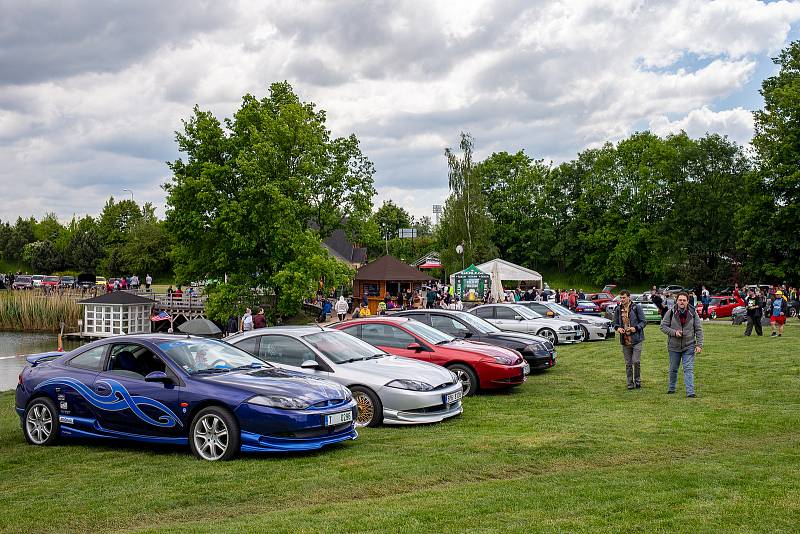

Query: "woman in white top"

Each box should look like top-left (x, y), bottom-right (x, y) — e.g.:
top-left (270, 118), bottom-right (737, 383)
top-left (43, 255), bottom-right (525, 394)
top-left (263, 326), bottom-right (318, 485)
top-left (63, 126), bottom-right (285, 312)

top-left (335, 296), bottom-right (349, 321)
top-left (241, 308), bottom-right (253, 331)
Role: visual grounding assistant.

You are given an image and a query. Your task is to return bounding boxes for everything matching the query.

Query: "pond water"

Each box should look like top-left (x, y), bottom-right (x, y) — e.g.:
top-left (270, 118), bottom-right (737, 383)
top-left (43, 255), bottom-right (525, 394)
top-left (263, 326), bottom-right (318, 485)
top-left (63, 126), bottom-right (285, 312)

top-left (0, 332), bottom-right (85, 391)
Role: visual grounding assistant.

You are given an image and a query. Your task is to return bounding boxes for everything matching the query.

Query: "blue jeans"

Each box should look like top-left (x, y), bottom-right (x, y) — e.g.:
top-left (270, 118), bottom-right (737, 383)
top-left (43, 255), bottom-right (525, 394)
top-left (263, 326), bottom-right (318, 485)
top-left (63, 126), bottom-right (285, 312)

top-left (668, 347), bottom-right (695, 395)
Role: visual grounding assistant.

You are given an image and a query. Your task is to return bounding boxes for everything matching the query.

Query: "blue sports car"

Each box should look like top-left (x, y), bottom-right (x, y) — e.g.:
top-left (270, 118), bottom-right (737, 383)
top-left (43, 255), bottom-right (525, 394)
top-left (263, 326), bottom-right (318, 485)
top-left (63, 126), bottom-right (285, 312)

top-left (15, 335), bottom-right (358, 460)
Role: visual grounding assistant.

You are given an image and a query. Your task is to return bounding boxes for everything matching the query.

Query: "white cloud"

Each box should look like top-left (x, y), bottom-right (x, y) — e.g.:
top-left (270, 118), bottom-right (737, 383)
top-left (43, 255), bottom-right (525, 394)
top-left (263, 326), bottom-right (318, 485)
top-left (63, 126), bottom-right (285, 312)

top-left (0, 0), bottom-right (798, 223)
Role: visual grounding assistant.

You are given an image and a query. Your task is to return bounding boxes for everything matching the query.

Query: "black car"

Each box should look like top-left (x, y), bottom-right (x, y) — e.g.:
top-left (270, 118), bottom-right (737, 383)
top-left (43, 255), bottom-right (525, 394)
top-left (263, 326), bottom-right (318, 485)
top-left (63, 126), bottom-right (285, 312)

top-left (76, 273), bottom-right (96, 289)
top-left (59, 275), bottom-right (76, 288)
top-left (393, 309), bottom-right (557, 371)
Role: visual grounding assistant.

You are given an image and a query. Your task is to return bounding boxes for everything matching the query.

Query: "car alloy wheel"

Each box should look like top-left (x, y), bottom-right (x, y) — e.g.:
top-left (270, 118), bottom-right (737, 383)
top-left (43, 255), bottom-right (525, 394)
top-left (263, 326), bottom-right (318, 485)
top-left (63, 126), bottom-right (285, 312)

top-left (190, 407), bottom-right (239, 461)
top-left (350, 386), bottom-right (382, 427)
top-left (580, 325), bottom-right (590, 341)
top-left (26, 402), bottom-right (54, 445)
top-left (448, 363), bottom-right (478, 396)
top-left (538, 328), bottom-right (557, 345)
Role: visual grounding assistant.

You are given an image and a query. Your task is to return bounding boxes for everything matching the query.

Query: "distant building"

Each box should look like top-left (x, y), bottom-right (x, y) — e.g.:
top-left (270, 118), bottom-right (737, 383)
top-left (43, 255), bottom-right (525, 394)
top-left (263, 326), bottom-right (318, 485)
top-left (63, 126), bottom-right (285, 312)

top-left (323, 229), bottom-right (368, 269)
top-left (78, 292), bottom-right (155, 337)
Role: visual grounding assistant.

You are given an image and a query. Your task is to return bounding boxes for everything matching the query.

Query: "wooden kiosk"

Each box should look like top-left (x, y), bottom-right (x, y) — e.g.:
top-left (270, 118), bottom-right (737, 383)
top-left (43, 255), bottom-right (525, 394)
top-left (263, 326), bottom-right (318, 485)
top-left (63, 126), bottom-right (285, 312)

top-left (353, 255), bottom-right (434, 314)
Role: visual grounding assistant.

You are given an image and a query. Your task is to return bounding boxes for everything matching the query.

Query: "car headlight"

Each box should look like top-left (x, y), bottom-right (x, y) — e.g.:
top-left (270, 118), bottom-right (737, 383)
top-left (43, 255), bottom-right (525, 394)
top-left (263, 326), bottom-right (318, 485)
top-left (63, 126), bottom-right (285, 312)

top-left (559, 326), bottom-right (574, 331)
top-left (487, 354), bottom-right (518, 365)
top-left (526, 343), bottom-right (549, 356)
top-left (385, 379), bottom-right (434, 391)
top-left (248, 395), bottom-right (310, 410)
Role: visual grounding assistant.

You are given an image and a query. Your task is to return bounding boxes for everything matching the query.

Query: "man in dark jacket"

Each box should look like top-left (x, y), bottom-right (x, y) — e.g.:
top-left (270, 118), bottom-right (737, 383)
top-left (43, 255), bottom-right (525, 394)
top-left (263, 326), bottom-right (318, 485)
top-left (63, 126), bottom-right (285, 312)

top-left (613, 290), bottom-right (647, 390)
top-left (744, 289), bottom-right (763, 336)
top-left (660, 292), bottom-right (704, 397)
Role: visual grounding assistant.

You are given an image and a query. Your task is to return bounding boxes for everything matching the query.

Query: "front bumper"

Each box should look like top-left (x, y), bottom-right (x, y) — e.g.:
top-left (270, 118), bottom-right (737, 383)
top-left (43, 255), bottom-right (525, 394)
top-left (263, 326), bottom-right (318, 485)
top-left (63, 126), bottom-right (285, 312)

top-left (556, 329), bottom-right (583, 343)
top-left (234, 400), bottom-right (358, 452)
top-left (377, 383), bottom-right (464, 425)
top-left (478, 361), bottom-right (527, 389)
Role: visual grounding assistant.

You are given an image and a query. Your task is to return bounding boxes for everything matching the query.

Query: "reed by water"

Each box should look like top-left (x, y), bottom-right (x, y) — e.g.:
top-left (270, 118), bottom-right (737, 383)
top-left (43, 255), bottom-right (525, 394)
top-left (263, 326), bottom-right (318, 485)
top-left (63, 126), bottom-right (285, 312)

top-left (0, 291), bottom-right (80, 332)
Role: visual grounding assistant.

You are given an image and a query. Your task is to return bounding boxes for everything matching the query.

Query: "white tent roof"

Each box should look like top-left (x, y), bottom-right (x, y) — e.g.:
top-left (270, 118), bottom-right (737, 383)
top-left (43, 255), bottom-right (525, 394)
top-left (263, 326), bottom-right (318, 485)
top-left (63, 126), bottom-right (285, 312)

top-left (475, 258), bottom-right (542, 283)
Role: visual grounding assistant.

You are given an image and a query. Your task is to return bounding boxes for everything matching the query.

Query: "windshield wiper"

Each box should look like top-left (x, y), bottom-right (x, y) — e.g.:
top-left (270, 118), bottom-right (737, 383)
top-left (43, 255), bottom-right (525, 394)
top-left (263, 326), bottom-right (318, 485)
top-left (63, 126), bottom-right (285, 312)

top-left (435, 340), bottom-right (451, 345)
top-left (230, 363), bottom-right (266, 372)
top-left (365, 354), bottom-right (384, 360)
top-left (192, 368), bottom-right (231, 375)
top-left (339, 357), bottom-right (367, 364)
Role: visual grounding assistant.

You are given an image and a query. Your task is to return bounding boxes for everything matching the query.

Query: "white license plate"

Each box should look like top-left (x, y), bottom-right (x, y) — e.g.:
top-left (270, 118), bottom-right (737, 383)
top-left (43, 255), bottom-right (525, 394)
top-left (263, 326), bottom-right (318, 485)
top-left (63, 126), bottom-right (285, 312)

top-left (444, 390), bottom-right (463, 404)
top-left (324, 411), bottom-right (353, 426)
top-left (523, 362), bottom-right (531, 375)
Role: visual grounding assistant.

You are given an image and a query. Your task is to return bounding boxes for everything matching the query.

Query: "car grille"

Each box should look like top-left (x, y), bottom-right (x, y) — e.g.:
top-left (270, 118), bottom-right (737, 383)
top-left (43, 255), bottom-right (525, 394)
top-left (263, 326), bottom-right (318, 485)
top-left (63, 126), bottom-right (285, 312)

top-left (432, 381), bottom-right (455, 391)
top-left (403, 402), bottom-right (460, 414)
top-left (310, 399), bottom-right (346, 408)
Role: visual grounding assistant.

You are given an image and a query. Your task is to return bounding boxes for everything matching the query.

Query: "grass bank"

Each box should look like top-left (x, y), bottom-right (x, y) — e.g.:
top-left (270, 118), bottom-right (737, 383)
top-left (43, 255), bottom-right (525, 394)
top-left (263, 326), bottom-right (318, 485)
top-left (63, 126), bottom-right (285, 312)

top-left (0, 322), bottom-right (798, 532)
top-left (0, 290), bottom-right (80, 332)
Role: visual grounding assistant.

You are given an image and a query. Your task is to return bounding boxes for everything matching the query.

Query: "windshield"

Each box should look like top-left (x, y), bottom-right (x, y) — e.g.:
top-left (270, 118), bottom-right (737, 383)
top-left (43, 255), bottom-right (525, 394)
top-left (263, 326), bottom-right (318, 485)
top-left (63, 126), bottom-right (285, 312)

top-left (710, 298), bottom-right (721, 305)
top-left (547, 303), bottom-right (576, 316)
top-left (452, 312), bottom-right (500, 334)
top-left (44, 276), bottom-right (59, 282)
top-left (402, 321), bottom-right (455, 345)
top-left (511, 305), bottom-right (541, 320)
top-left (157, 338), bottom-right (268, 374)
top-left (304, 330), bottom-right (384, 363)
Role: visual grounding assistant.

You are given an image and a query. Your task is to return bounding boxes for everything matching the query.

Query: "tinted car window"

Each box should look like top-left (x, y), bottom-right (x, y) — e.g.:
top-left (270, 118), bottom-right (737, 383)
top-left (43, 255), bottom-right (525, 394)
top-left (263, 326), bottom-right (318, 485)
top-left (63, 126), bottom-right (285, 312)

top-left (494, 307), bottom-right (518, 320)
top-left (430, 315), bottom-right (471, 337)
top-left (258, 335), bottom-right (316, 367)
top-left (234, 336), bottom-right (260, 356)
top-left (361, 323), bottom-right (415, 349)
top-left (68, 346), bottom-right (107, 371)
top-left (474, 307), bottom-right (493, 319)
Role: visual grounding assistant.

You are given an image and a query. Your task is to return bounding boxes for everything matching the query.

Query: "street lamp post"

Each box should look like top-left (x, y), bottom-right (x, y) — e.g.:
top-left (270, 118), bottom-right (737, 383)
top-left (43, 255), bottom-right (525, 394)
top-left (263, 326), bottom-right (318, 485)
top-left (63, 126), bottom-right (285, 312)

top-left (122, 189), bottom-right (134, 202)
top-left (455, 244), bottom-right (464, 271)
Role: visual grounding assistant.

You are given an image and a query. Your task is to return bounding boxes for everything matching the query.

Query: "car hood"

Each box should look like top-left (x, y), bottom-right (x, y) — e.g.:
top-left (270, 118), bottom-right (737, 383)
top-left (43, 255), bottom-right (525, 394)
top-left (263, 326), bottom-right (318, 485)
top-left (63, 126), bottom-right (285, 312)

top-left (441, 340), bottom-right (522, 360)
top-left (343, 355), bottom-right (455, 386)
top-left (199, 367), bottom-right (350, 403)
top-left (484, 331), bottom-right (549, 346)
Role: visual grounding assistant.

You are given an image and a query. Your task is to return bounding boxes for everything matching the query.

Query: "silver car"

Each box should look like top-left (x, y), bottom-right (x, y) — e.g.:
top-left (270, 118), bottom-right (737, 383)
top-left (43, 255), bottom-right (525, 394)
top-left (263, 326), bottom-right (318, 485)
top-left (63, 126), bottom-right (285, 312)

top-left (470, 304), bottom-right (583, 344)
top-left (226, 327), bottom-right (463, 428)
top-left (517, 301), bottom-right (614, 341)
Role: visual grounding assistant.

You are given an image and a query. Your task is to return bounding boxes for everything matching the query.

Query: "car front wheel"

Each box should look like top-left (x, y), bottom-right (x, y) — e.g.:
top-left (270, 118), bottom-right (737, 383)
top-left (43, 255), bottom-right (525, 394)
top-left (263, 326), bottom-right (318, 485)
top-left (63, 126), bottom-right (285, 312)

top-left (537, 328), bottom-right (557, 345)
top-left (24, 397), bottom-right (60, 446)
top-left (350, 386), bottom-right (383, 427)
top-left (189, 406), bottom-right (240, 461)
top-left (448, 363), bottom-right (478, 396)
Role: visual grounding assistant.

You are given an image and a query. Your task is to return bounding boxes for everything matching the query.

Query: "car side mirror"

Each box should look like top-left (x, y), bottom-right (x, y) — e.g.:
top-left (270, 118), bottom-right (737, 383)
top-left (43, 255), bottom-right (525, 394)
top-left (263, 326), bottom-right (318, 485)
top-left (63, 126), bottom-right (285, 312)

top-left (144, 371), bottom-right (172, 384)
top-left (406, 342), bottom-right (424, 351)
top-left (463, 331), bottom-right (473, 338)
top-left (514, 315), bottom-right (523, 321)
top-left (300, 360), bottom-right (319, 369)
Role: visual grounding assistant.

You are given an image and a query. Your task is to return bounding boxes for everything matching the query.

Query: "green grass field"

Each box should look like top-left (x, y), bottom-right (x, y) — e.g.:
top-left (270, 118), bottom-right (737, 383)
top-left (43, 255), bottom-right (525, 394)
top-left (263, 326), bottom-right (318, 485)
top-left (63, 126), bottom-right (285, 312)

top-left (1, 322), bottom-right (798, 533)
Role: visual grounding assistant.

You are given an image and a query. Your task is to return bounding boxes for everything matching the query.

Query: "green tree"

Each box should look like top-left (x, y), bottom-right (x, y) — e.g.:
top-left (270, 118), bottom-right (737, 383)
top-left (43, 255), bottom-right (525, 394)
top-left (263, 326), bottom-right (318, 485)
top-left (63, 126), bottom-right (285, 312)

top-left (165, 82), bottom-right (372, 317)
top-left (22, 240), bottom-right (62, 273)
top-left (67, 228), bottom-right (105, 273)
top-left (744, 40), bottom-right (800, 281)
top-left (438, 133), bottom-right (497, 273)
top-left (413, 216), bottom-right (433, 237)
top-left (120, 220), bottom-right (173, 275)
top-left (3, 217), bottom-right (36, 261)
top-left (371, 200), bottom-right (412, 241)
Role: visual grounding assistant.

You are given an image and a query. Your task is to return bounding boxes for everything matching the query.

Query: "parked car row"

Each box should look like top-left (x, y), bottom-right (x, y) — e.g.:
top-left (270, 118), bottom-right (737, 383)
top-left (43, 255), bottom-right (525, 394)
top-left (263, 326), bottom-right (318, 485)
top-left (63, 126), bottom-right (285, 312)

top-left (16, 302), bottom-right (615, 461)
top-left (6, 274), bottom-right (108, 290)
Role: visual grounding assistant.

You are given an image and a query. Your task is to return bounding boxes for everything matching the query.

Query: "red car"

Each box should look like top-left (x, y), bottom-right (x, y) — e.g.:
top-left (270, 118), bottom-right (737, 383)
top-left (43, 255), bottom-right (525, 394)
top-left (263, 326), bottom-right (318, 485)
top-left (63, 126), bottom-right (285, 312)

top-left (333, 317), bottom-right (527, 396)
top-left (587, 292), bottom-right (615, 310)
top-left (41, 276), bottom-right (60, 289)
top-left (696, 295), bottom-right (744, 319)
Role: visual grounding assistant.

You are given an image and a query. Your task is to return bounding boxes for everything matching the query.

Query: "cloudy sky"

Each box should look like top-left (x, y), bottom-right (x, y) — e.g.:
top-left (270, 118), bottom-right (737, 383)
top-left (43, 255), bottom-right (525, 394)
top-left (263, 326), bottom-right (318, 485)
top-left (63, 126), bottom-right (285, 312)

top-left (1, 0), bottom-right (799, 223)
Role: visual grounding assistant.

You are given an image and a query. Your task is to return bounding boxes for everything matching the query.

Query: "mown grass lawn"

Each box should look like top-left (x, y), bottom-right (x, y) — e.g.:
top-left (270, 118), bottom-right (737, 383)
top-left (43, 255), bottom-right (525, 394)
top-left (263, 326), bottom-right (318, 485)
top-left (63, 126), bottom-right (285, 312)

top-left (1, 322), bottom-right (798, 533)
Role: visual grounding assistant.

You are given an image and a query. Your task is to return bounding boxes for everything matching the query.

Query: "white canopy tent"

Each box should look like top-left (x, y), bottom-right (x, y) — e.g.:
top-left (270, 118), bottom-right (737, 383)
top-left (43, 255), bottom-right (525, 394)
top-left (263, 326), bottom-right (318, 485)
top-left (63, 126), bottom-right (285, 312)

top-left (449, 258), bottom-right (543, 299)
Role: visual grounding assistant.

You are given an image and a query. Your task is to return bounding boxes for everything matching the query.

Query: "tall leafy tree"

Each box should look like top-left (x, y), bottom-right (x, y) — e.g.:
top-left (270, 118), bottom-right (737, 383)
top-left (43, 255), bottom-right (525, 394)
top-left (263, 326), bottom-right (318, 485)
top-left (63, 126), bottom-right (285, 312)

top-left (165, 82), bottom-right (374, 317)
top-left (744, 41), bottom-right (800, 281)
top-left (438, 133), bottom-right (497, 273)
top-left (371, 200), bottom-right (412, 241)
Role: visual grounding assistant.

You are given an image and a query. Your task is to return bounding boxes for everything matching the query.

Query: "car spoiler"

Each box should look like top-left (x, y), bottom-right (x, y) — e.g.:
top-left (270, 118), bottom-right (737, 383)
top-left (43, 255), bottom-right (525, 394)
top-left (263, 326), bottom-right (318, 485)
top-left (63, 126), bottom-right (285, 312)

top-left (25, 351), bottom-right (63, 367)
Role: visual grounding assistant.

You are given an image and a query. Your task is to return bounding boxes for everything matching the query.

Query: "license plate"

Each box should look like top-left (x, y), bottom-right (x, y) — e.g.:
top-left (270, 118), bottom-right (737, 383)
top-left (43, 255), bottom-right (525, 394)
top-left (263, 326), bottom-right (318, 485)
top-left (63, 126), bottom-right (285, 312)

top-left (523, 362), bottom-right (531, 375)
top-left (444, 390), bottom-right (463, 404)
top-left (324, 411), bottom-right (353, 426)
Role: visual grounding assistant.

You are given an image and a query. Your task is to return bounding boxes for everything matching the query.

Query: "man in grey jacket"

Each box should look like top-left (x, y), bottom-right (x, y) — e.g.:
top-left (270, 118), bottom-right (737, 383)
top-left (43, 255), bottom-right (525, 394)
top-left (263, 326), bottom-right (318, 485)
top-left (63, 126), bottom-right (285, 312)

top-left (613, 290), bottom-right (647, 390)
top-left (660, 291), bottom-right (704, 397)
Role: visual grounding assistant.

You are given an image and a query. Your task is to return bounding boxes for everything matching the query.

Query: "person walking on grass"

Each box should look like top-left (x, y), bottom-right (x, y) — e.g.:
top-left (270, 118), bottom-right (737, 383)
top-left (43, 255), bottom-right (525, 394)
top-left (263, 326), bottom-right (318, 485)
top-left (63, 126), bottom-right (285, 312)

top-left (700, 286), bottom-right (710, 321)
top-left (613, 290), bottom-right (647, 390)
top-left (660, 291), bottom-right (704, 398)
top-left (335, 296), bottom-right (348, 322)
top-left (770, 290), bottom-right (789, 337)
top-left (241, 308), bottom-right (253, 332)
top-left (744, 289), bottom-right (763, 337)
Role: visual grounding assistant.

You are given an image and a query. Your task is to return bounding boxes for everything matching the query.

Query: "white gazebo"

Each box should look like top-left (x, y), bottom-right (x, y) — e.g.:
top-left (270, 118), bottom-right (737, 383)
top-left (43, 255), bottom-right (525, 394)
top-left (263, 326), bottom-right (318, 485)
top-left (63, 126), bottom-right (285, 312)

top-left (78, 292), bottom-right (156, 338)
top-left (450, 258), bottom-right (543, 290)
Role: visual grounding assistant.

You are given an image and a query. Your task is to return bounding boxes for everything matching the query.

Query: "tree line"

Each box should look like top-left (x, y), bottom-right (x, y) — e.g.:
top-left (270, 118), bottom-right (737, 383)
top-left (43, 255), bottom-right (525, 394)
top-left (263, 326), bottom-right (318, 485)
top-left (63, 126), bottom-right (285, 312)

top-left (437, 41), bottom-right (800, 288)
top-left (0, 198), bottom-right (172, 277)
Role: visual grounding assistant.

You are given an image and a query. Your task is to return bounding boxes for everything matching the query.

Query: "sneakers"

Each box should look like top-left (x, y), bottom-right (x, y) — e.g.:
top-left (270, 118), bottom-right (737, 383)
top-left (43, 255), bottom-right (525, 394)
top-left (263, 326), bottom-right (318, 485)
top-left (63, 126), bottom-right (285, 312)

top-left (635, 384), bottom-right (641, 389)
top-left (666, 390), bottom-right (675, 394)
top-left (771, 332), bottom-right (777, 337)
top-left (627, 385), bottom-right (635, 390)
top-left (687, 394), bottom-right (696, 398)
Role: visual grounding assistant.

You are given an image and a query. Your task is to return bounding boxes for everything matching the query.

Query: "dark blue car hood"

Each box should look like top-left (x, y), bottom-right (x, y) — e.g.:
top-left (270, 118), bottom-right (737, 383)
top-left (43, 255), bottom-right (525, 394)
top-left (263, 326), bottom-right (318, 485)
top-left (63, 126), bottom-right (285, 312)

top-left (198, 367), bottom-right (350, 403)
top-left (485, 331), bottom-right (547, 346)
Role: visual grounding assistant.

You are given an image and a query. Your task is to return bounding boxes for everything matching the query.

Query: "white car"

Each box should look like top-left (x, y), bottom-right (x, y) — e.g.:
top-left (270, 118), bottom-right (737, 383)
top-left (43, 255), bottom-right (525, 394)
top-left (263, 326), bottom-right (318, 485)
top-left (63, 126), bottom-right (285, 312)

top-left (517, 301), bottom-right (614, 341)
top-left (470, 303), bottom-right (583, 344)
